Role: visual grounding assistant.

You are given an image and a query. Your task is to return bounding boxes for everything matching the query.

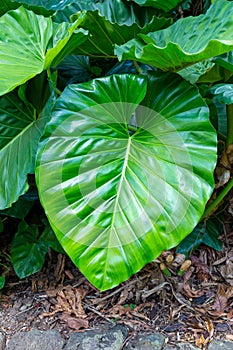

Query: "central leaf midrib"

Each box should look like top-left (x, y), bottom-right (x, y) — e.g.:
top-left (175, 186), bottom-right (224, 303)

top-left (110, 137), bottom-right (132, 233)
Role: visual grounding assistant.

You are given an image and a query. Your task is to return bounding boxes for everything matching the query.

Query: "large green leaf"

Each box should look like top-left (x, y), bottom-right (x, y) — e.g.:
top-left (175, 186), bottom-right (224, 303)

top-left (126, 0), bottom-right (181, 12)
top-left (0, 92), bottom-right (54, 210)
top-left (1, 187), bottom-right (38, 219)
top-left (0, 7), bottom-right (88, 96)
top-left (115, 0), bottom-right (233, 71)
top-left (60, 1), bottom-right (172, 57)
top-left (0, 0), bottom-right (73, 16)
top-left (0, 0), bottom-right (20, 16)
top-left (177, 219), bottom-right (222, 257)
top-left (11, 221), bottom-right (49, 278)
top-left (36, 73), bottom-right (217, 291)
top-left (57, 55), bottom-right (93, 88)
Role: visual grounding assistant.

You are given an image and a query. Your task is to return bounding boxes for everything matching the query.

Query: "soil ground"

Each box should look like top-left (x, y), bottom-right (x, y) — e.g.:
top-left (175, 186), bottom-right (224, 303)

top-left (0, 211), bottom-right (232, 350)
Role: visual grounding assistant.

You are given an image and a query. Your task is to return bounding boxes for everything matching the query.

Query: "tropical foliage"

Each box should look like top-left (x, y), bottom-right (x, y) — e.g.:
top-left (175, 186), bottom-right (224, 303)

top-left (0, 0), bottom-right (232, 291)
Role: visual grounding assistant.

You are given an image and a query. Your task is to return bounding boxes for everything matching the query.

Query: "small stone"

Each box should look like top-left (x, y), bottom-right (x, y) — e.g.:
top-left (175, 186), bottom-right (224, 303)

top-left (177, 345), bottom-right (200, 350)
top-left (215, 323), bottom-right (229, 332)
top-left (208, 340), bottom-right (233, 350)
top-left (0, 332), bottom-right (6, 350)
top-left (5, 329), bottom-right (64, 350)
top-left (64, 324), bottom-right (128, 350)
top-left (163, 343), bottom-right (200, 350)
top-left (124, 333), bottom-right (165, 350)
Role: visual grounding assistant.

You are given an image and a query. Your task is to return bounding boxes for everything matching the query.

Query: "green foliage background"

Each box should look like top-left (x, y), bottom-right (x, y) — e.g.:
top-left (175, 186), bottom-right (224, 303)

top-left (0, 0), bottom-right (232, 291)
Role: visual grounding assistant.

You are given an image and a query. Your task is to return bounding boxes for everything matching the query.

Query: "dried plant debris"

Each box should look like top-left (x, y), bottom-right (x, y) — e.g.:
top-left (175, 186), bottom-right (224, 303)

top-left (0, 217), bottom-right (232, 348)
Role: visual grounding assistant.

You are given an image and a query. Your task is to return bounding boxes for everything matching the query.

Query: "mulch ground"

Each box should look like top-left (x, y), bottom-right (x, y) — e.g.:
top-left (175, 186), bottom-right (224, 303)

top-left (0, 210), bottom-right (232, 350)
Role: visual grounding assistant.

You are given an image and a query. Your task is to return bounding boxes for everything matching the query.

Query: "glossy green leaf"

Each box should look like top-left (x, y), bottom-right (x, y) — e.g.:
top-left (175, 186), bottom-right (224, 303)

top-left (126, 0), bottom-right (181, 12)
top-left (0, 0), bottom-right (19, 16)
top-left (177, 219), bottom-right (222, 257)
top-left (66, 1), bottom-right (172, 57)
top-left (1, 186), bottom-right (38, 219)
top-left (58, 55), bottom-right (93, 88)
top-left (0, 7), bottom-right (88, 96)
top-left (40, 225), bottom-right (64, 254)
top-left (0, 92), bottom-right (54, 210)
top-left (36, 73), bottom-right (217, 291)
top-left (115, 0), bottom-right (233, 71)
top-left (11, 221), bottom-right (48, 278)
top-left (178, 60), bottom-right (215, 84)
top-left (209, 84), bottom-right (233, 105)
top-left (0, 0), bottom-right (73, 16)
top-left (0, 276), bottom-right (5, 289)
top-left (197, 64), bottom-right (233, 84)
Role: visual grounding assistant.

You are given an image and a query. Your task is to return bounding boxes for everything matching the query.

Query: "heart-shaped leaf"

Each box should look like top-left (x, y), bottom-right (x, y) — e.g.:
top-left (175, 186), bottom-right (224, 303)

top-left (115, 0), bottom-right (233, 71)
top-left (177, 219), bottom-right (222, 257)
top-left (11, 221), bottom-right (49, 278)
top-left (0, 7), bottom-right (88, 96)
top-left (36, 73), bottom-right (217, 291)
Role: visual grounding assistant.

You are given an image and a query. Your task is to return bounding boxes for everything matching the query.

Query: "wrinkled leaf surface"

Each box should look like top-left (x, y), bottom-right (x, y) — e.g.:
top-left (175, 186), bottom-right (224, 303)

top-left (116, 0), bottom-right (233, 71)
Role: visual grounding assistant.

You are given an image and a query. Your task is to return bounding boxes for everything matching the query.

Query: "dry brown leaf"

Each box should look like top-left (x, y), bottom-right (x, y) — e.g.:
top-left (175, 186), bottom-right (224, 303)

top-left (183, 283), bottom-right (205, 298)
top-left (59, 312), bottom-right (89, 330)
top-left (54, 254), bottom-right (66, 283)
top-left (205, 318), bottom-right (214, 338)
top-left (45, 285), bottom-right (88, 318)
top-left (64, 270), bottom-right (75, 280)
top-left (227, 143), bottom-right (233, 164)
top-left (225, 286), bottom-right (233, 299)
top-left (182, 270), bottom-right (205, 298)
top-left (118, 288), bottom-right (130, 305)
top-left (227, 307), bottom-right (233, 320)
top-left (195, 333), bottom-right (206, 347)
top-left (213, 285), bottom-right (228, 314)
top-left (226, 334), bottom-right (233, 341)
top-left (219, 259), bottom-right (233, 286)
top-left (191, 256), bottom-right (212, 281)
top-left (215, 167), bottom-right (231, 188)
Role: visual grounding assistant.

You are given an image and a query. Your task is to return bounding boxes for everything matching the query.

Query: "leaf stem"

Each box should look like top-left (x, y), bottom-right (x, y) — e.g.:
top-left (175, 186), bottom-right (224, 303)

top-left (128, 125), bottom-right (138, 133)
top-left (226, 104), bottom-right (233, 147)
top-left (47, 69), bottom-right (61, 96)
top-left (201, 177), bottom-right (233, 220)
top-left (133, 61), bottom-right (142, 74)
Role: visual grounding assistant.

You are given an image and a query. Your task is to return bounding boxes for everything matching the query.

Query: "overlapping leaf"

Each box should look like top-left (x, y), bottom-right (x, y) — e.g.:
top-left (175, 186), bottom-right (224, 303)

top-left (0, 0), bottom-right (72, 16)
top-left (59, 0), bottom-right (172, 57)
top-left (0, 92), bottom-right (53, 209)
top-left (11, 221), bottom-right (49, 278)
top-left (36, 73), bottom-right (217, 290)
top-left (115, 0), bottom-right (233, 71)
top-left (126, 0), bottom-right (181, 12)
top-left (0, 7), bottom-right (88, 96)
top-left (209, 84), bottom-right (233, 105)
top-left (214, 50), bottom-right (233, 73)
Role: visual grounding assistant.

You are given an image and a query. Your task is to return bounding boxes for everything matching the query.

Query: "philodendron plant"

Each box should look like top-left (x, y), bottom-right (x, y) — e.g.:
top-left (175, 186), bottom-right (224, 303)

top-left (0, 0), bottom-right (233, 290)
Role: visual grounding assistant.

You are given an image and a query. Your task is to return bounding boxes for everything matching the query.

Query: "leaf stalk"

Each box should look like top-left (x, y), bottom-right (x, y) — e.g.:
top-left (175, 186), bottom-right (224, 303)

top-left (201, 177), bottom-right (233, 220)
